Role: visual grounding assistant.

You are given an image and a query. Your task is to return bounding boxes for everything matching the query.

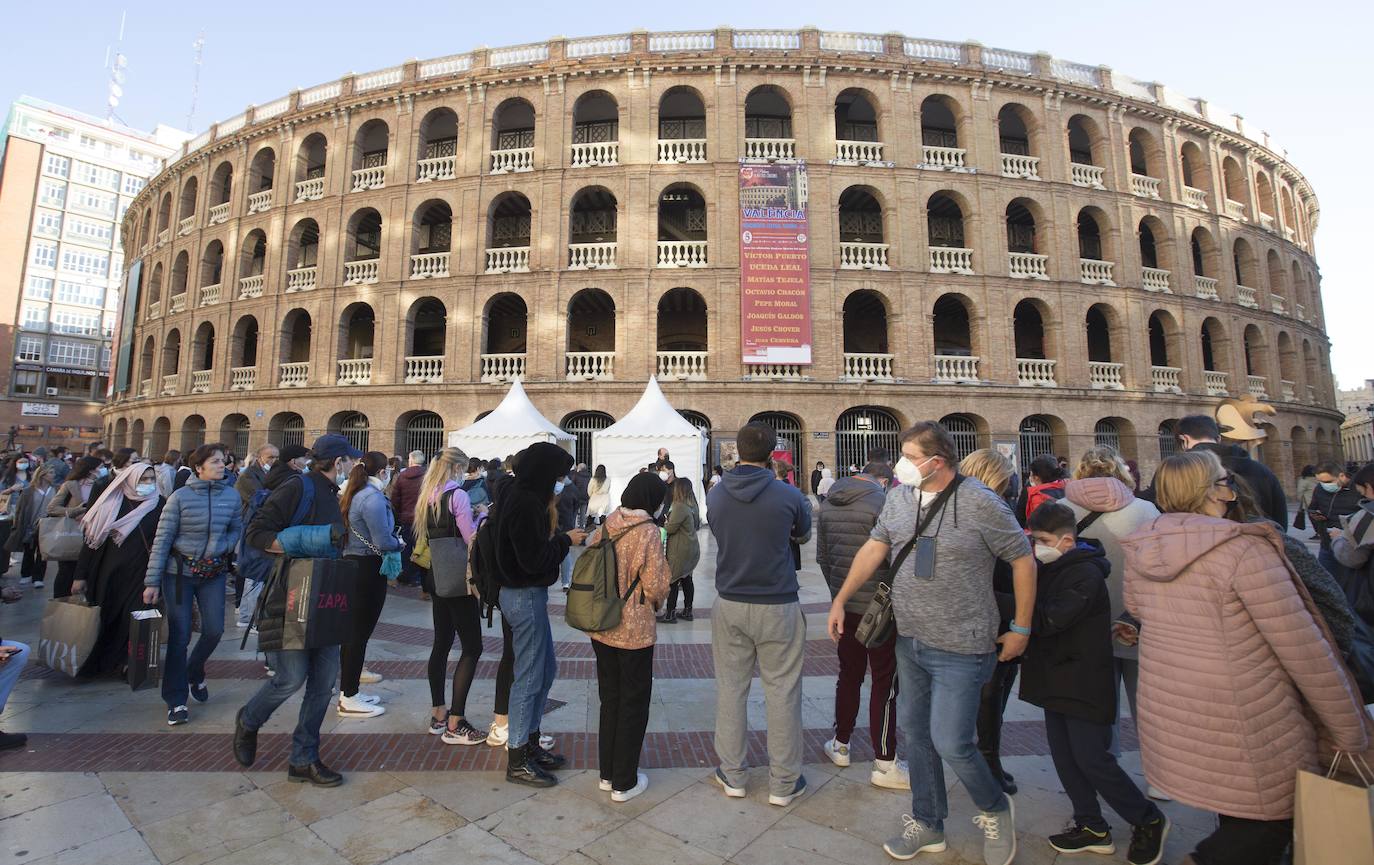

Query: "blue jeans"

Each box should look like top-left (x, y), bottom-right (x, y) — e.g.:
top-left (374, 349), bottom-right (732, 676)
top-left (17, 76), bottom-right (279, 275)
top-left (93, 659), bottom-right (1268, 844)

top-left (162, 570), bottom-right (227, 709)
top-left (895, 634), bottom-right (1007, 829)
top-left (500, 585), bottom-right (557, 750)
top-left (241, 646), bottom-right (341, 766)
top-left (0, 640), bottom-right (30, 712)
top-left (236, 577), bottom-right (264, 627)
top-left (559, 553), bottom-right (574, 588)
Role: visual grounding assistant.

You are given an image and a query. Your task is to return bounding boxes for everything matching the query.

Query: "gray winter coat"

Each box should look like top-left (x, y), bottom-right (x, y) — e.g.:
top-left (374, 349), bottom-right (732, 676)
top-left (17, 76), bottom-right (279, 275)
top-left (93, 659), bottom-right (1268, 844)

top-left (145, 476), bottom-right (244, 589)
top-left (816, 476), bottom-right (889, 614)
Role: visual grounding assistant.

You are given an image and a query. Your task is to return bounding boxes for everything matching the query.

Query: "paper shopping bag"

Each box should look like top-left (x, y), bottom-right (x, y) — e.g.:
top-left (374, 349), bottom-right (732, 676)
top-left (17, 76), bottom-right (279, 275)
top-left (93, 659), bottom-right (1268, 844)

top-left (37, 596), bottom-right (100, 677)
top-left (280, 557), bottom-right (357, 651)
top-left (127, 609), bottom-right (164, 691)
top-left (1294, 753), bottom-right (1374, 865)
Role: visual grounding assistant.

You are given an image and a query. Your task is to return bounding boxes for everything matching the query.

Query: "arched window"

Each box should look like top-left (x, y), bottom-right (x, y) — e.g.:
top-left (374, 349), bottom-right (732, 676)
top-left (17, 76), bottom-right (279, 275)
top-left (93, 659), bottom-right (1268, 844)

top-left (920, 95), bottom-right (961, 158)
top-left (842, 290), bottom-right (889, 355)
top-left (491, 98), bottom-right (535, 173)
top-left (997, 104), bottom-right (1038, 178)
top-left (231, 316), bottom-right (258, 378)
top-left (1019, 416), bottom-right (1054, 468)
top-left (417, 108), bottom-right (458, 180)
top-left (178, 176), bottom-right (199, 222)
top-left (200, 240), bottom-right (224, 291)
top-left (834, 89), bottom-right (880, 163)
top-left (1158, 420), bottom-right (1180, 460)
top-left (485, 193), bottom-right (532, 272)
top-left (221, 414), bottom-right (251, 456)
top-left (210, 161), bottom-right (233, 208)
top-left (571, 91), bottom-right (619, 167)
top-left (658, 87), bottom-right (707, 161)
top-left (349, 119), bottom-right (389, 191)
top-left (566, 289), bottom-right (615, 378)
top-left (271, 412), bottom-right (305, 449)
top-left (940, 414), bottom-right (982, 462)
top-left (928, 193), bottom-right (971, 274)
top-left (656, 288), bottom-right (708, 380)
top-left (839, 186), bottom-right (886, 269)
top-left (248, 147), bottom-right (275, 197)
top-left (404, 411), bottom-right (445, 458)
top-left (180, 415), bottom-right (207, 452)
top-left (157, 192), bottom-right (172, 233)
top-left (332, 411), bottom-right (370, 452)
top-left (561, 410), bottom-right (614, 468)
top-left (1013, 300), bottom-right (1052, 386)
top-left (568, 187), bottom-right (618, 268)
top-left (1094, 419), bottom-right (1120, 450)
top-left (191, 322), bottom-right (215, 374)
top-left (657, 184), bottom-right (707, 267)
top-left (749, 411), bottom-right (803, 471)
top-left (1066, 115), bottom-right (1101, 175)
top-left (408, 298), bottom-right (447, 361)
top-left (1222, 156), bottom-right (1246, 208)
top-left (1086, 305), bottom-right (1113, 363)
top-left (835, 407), bottom-right (900, 476)
top-left (1179, 141), bottom-right (1209, 204)
top-left (295, 133), bottom-right (328, 198)
top-left (744, 86), bottom-right (793, 143)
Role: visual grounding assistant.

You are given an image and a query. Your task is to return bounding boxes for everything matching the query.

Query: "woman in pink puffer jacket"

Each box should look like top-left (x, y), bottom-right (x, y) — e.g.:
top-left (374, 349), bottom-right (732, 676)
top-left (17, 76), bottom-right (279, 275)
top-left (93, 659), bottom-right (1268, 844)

top-left (1121, 450), bottom-right (1369, 865)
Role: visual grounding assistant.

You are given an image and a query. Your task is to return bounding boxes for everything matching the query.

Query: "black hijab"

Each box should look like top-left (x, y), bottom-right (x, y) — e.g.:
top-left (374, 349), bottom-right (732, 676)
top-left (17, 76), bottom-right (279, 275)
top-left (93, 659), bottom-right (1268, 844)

top-left (621, 472), bottom-right (666, 514)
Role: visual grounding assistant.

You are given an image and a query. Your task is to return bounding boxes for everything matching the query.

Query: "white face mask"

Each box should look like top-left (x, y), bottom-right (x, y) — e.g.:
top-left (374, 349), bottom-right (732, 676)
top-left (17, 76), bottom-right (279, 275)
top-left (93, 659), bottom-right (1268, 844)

top-left (16, 462), bottom-right (28, 471)
top-left (554, 480), bottom-right (566, 495)
top-left (893, 456), bottom-right (935, 488)
top-left (1320, 481), bottom-right (1340, 493)
top-left (135, 482), bottom-right (158, 498)
top-left (1033, 544), bottom-right (1063, 564)
top-left (658, 471), bottom-right (670, 482)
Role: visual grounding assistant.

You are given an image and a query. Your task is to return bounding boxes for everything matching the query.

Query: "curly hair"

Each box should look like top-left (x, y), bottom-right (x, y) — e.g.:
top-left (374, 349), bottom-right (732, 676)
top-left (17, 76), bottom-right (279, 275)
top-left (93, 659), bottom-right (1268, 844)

top-left (1072, 445), bottom-right (1134, 486)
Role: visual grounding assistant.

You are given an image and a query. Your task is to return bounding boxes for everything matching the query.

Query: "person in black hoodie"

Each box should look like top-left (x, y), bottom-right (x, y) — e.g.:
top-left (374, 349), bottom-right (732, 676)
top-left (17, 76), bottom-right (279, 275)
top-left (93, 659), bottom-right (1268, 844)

top-left (1015, 503), bottom-right (1167, 863)
top-left (1310, 461), bottom-right (1363, 578)
top-left (1143, 414), bottom-right (1287, 528)
top-left (232, 434), bottom-right (359, 788)
top-left (492, 442), bottom-right (586, 787)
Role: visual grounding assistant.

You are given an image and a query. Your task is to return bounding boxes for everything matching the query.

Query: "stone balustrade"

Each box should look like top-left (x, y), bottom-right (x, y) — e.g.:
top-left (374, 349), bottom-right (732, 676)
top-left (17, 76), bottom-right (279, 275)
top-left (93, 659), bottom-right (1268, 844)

top-left (1269, 293), bottom-right (1286, 314)
top-left (656, 351), bottom-right (708, 381)
top-left (1016, 358), bottom-right (1057, 387)
top-left (929, 246), bottom-right (974, 274)
top-left (247, 189), bottom-right (272, 213)
top-left (657, 241), bottom-right (708, 268)
top-left (191, 370), bottom-right (212, 394)
top-left (208, 203), bottom-right (230, 225)
top-left (1306, 384), bottom-right (1316, 403)
top-left (481, 353), bottom-right (526, 383)
top-left (933, 355), bottom-right (979, 383)
top-left (1247, 374), bottom-right (1268, 398)
top-left (161, 373), bottom-right (179, 396)
top-left (744, 138), bottom-right (795, 160)
top-left (344, 259), bottom-right (380, 285)
top-left (295, 177), bottom-right (325, 202)
top-left (286, 266), bottom-right (317, 292)
top-left (1079, 258), bottom-right (1115, 285)
top-left (1070, 163), bottom-right (1105, 189)
top-left (649, 31), bottom-right (715, 51)
top-left (840, 242), bottom-right (890, 270)
top-left (1152, 366), bottom-right (1182, 393)
top-left (404, 356), bottom-right (444, 384)
top-left (157, 228), bottom-right (170, 245)
top-left (1205, 370), bottom-right (1229, 395)
top-left (410, 251), bottom-right (451, 279)
top-left (139, 378), bottom-right (152, 398)
top-left (279, 362), bottom-right (309, 388)
top-left (169, 293), bottom-right (187, 314)
top-left (570, 142), bottom-right (619, 167)
top-left (1296, 303), bottom-right (1307, 321)
top-left (566, 351), bottom-right (615, 381)
top-left (486, 246), bottom-right (530, 273)
top-left (658, 139), bottom-right (707, 163)
top-left (921, 145), bottom-right (966, 170)
top-left (1008, 252), bottom-right (1048, 280)
top-left (745, 363), bottom-right (805, 381)
top-left (416, 155), bottom-right (455, 182)
top-left (237, 275), bottom-right (264, 299)
top-left (734, 29), bottom-right (801, 50)
top-left (569, 242), bottom-right (617, 270)
top-left (1183, 186), bottom-right (1208, 210)
top-left (843, 353), bottom-right (895, 382)
top-left (490, 147), bottom-right (534, 174)
top-left (1237, 285), bottom-right (1259, 308)
top-left (1194, 275), bottom-right (1219, 299)
top-left (1141, 267), bottom-right (1171, 293)
top-left (1089, 361), bottom-right (1124, 390)
top-left (1259, 212), bottom-right (1276, 231)
top-left (198, 283), bottom-right (221, 307)
top-left (147, 300), bottom-right (161, 320)
top-left (337, 358), bottom-right (373, 385)
top-left (1130, 174), bottom-right (1162, 199)
top-left (230, 367), bottom-right (256, 390)
top-left (1225, 199), bottom-right (1246, 220)
top-left (1000, 154), bottom-right (1039, 179)
top-left (1281, 379), bottom-right (1296, 402)
top-left (835, 140), bottom-right (884, 164)
top-left (351, 165), bottom-right (386, 191)
top-left (177, 216), bottom-right (195, 236)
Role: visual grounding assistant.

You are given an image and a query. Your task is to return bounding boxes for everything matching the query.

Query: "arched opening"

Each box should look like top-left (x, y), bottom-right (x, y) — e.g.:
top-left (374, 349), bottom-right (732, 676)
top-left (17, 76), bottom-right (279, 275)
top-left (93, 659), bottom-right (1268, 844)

top-left (1233, 237), bottom-right (1258, 289)
top-left (240, 229), bottom-right (267, 282)
top-left (148, 263), bottom-right (164, 306)
top-left (178, 176), bottom-right (199, 222)
top-left (269, 412), bottom-right (306, 449)
top-left (295, 132), bottom-right (328, 188)
top-left (157, 192), bottom-right (172, 233)
top-left (139, 208), bottom-right (152, 248)
top-left (281, 308), bottom-right (312, 366)
top-left (1019, 415), bottom-right (1058, 471)
top-left (231, 315), bottom-right (258, 372)
top-left (200, 240), bottom-right (224, 292)
top-left (1149, 310), bottom-right (1182, 392)
top-left (210, 161), bottom-right (233, 207)
top-left (1201, 317), bottom-right (1228, 379)
top-left (997, 103), bottom-right (1037, 177)
top-left (842, 290), bottom-right (888, 355)
top-left (656, 288), bottom-right (707, 380)
top-left (1138, 218), bottom-right (1160, 270)
top-left (749, 411), bottom-right (803, 472)
top-left (287, 218), bottom-right (320, 272)
top-left (940, 413), bottom-right (987, 462)
top-left (191, 321), bottom-right (215, 373)
top-left (566, 288), bottom-right (616, 379)
top-left (571, 91), bottom-right (619, 165)
top-left (149, 418), bottom-right (171, 461)
top-left (1179, 141), bottom-right (1209, 201)
top-left (1066, 114), bottom-right (1102, 172)
top-left (340, 303), bottom-right (376, 361)
top-left (1127, 128), bottom-right (1160, 180)
top-left (657, 184), bottom-right (707, 266)
top-left (408, 297), bottom-right (447, 358)
top-left (1222, 156), bottom-right (1245, 208)
top-left (568, 187), bottom-right (618, 268)
top-left (330, 411), bottom-right (370, 452)
top-left (1158, 420), bottom-right (1180, 460)
top-left (402, 410), bottom-right (445, 458)
top-left (1277, 331), bottom-right (1297, 398)
top-left (221, 414), bottom-right (251, 457)
top-left (1243, 323), bottom-right (1269, 382)
top-left (1290, 426), bottom-right (1311, 472)
top-left (920, 95), bottom-right (961, 163)
top-left (411, 200), bottom-right (452, 277)
top-left (162, 328), bottom-right (182, 379)
top-left (927, 192), bottom-right (970, 273)
top-left (835, 407), bottom-right (900, 475)
top-left (345, 207), bottom-right (382, 262)
top-left (1076, 207), bottom-right (1110, 264)
top-left (486, 193), bottom-right (532, 270)
top-left (1267, 249), bottom-right (1287, 307)
top-left (658, 87), bottom-right (707, 156)
top-left (1281, 187), bottom-right (1299, 240)
top-left (561, 410), bottom-right (614, 468)
top-left (678, 410), bottom-right (712, 476)
top-left (1013, 299), bottom-right (1053, 385)
top-left (1086, 304), bottom-right (1114, 362)
top-left (932, 293), bottom-right (973, 356)
top-left (1191, 227), bottom-right (1216, 281)
top-left (839, 186), bottom-right (886, 269)
top-left (180, 415), bottom-right (206, 453)
top-left (1006, 198), bottom-right (1041, 275)
top-left (491, 98), bottom-right (535, 172)
top-left (248, 147), bottom-right (276, 195)
top-left (834, 89), bottom-right (880, 163)
top-left (131, 418), bottom-right (147, 454)
top-left (483, 293), bottom-right (528, 354)
top-left (416, 108), bottom-right (458, 180)
top-left (1094, 418), bottom-right (1121, 450)
top-left (113, 418), bottom-right (128, 450)
top-left (1254, 172), bottom-right (1276, 222)
top-left (744, 85), bottom-right (793, 143)
top-left (171, 251), bottom-right (190, 299)
top-left (139, 336), bottom-right (156, 386)
top-left (1302, 339), bottom-right (1317, 390)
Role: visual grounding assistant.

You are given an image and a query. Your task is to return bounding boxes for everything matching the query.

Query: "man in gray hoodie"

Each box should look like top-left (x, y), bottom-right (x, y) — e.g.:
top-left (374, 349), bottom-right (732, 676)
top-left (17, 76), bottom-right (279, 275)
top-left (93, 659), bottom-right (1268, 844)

top-left (706, 421), bottom-right (812, 807)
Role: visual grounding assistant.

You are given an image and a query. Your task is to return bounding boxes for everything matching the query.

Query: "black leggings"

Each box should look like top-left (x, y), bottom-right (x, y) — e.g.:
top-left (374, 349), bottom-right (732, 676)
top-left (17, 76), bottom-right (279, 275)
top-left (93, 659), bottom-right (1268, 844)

top-left (494, 614), bottom-right (514, 716)
top-left (21, 541), bottom-right (43, 581)
top-left (429, 593), bottom-right (483, 715)
top-left (665, 575), bottom-right (694, 614)
top-left (340, 554), bottom-right (388, 696)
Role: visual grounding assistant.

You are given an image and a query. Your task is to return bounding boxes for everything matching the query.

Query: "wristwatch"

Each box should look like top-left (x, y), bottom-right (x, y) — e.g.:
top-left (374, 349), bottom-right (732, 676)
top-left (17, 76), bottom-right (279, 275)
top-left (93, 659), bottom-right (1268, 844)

top-left (1007, 622), bottom-right (1031, 636)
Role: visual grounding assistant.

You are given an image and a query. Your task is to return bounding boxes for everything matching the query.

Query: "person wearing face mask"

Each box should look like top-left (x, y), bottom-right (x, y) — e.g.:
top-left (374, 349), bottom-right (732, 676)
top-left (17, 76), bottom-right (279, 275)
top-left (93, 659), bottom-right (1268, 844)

top-left (1121, 450), bottom-right (1369, 865)
top-left (655, 460), bottom-right (677, 524)
top-left (87, 447), bottom-right (137, 505)
top-left (0, 455), bottom-right (33, 578)
top-left (234, 444), bottom-right (307, 629)
top-left (71, 462), bottom-right (164, 679)
top-left (46, 455), bottom-right (103, 598)
top-left (1014, 503), bottom-right (1168, 863)
top-left (827, 421), bottom-right (1033, 865)
top-left (1309, 461), bottom-right (1363, 578)
top-left (233, 434), bottom-right (359, 788)
top-left (236, 444), bottom-right (280, 510)
top-left (1330, 463), bottom-right (1374, 628)
top-left (1141, 414), bottom-right (1288, 529)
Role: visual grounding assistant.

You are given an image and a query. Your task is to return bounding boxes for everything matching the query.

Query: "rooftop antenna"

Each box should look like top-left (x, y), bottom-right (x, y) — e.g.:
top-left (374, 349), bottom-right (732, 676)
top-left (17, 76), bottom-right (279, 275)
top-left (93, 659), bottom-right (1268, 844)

top-left (105, 10), bottom-right (127, 123)
top-left (187, 30), bottom-right (205, 130)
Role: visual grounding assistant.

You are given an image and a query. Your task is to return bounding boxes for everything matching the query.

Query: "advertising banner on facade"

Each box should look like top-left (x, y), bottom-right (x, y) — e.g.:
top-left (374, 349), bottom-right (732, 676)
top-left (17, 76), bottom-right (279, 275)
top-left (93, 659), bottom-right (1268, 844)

top-left (112, 259), bottom-right (141, 397)
top-left (739, 162), bottom-right (811, 365)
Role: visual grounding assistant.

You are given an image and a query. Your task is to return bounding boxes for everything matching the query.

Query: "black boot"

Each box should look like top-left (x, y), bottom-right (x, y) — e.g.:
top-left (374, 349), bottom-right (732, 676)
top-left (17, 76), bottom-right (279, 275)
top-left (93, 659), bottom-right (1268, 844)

top-left (527, 731), bottom-right (567, 770)
top-left (506, 744), bottom-right (557, 787)
top-left (233, 707), bottom-right (257, 767)
top-left (678, 607), bottom-right (694, 621)
top-left (656, 609), bottom-right (677, 624)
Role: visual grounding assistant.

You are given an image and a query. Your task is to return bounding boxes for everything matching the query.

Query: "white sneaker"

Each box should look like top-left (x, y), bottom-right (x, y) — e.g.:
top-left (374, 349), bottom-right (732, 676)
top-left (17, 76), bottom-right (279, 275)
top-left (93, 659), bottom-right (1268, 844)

top-left (871, 758), bottom-right (911, 790)
top-left (359, 667), bottom-right (383, 685)
top-left (337, 694), bottom-right (385, 718)
top-left (611, 773), bottom-right (648, 803)
top-left (823, 737), bottom-right (851, 767)
top-left (354, 692), bottom-right (382, 705)
top-left (1147, 784), bottom-right (1172, 802)
top-left (598, 779), bottom-right (612, 792)
top-left (485, 723), bottom-right (553, 749)
top-left (32, 580), bottom-right (43, 588)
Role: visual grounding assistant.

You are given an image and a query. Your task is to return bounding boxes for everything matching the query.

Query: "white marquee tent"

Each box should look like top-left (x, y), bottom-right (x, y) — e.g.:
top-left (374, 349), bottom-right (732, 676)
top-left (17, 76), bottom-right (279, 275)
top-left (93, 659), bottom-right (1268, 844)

top-left (447, 378), bottom-right (575, 459)
top-left (592, 377), bottom-right (706, 511)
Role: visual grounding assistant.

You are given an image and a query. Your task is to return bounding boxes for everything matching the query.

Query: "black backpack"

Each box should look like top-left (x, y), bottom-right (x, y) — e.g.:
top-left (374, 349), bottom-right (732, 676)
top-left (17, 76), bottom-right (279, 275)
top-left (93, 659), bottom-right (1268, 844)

top-left (467, 515), bottom-right (502, 625)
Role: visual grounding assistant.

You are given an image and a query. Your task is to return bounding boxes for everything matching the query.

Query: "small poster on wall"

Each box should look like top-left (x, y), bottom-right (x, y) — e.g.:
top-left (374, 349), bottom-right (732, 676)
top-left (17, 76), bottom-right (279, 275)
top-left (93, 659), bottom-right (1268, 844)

top-left (993, 439), bottom-right (1021, 478)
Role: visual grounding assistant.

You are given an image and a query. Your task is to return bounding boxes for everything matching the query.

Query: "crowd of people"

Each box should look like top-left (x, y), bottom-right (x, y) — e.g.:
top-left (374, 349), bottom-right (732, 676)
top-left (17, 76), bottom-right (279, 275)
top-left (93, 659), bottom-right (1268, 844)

top-left (0, 416), bottom-right (1372, 865)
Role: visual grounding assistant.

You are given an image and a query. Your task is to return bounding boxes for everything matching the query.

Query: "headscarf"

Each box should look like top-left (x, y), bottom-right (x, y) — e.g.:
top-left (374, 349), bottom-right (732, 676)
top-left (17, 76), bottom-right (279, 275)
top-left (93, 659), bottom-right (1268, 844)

top-left (81, 461), bottom-right (159, 549)
top-left (620, 472), bottom-right (666, 515)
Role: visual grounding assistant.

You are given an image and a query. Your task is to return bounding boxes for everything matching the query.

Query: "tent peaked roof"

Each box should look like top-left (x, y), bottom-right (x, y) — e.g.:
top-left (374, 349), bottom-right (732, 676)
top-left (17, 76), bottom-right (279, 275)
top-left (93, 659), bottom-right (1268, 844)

top-left (457, 377), bottom-right (572, 440)
top-left (598, 377), bottom-right (699, 438)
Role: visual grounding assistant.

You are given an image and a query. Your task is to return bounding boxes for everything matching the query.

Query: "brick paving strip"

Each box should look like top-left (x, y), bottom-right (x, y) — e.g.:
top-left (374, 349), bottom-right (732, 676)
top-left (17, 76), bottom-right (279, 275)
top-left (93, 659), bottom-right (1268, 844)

top-left (0, 719), bottom-right (1135, 773)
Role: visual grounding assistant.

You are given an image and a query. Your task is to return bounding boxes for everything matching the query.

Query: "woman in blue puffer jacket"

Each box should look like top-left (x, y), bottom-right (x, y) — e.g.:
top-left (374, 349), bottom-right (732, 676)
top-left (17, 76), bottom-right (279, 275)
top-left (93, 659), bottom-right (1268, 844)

top-left (143, 442), bottom-right (244, 726)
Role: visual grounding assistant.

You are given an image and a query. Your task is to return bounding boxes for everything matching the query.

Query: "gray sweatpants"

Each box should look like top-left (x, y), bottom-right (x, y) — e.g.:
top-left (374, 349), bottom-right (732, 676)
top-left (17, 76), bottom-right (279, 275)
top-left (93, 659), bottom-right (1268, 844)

top-left (711, 597), bottom-right (804, 797)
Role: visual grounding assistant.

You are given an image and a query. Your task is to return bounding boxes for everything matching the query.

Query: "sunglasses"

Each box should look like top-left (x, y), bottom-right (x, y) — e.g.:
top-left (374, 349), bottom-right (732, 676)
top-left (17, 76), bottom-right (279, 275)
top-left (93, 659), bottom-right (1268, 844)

top-left (1212, 473), bottom-right (1236, 490)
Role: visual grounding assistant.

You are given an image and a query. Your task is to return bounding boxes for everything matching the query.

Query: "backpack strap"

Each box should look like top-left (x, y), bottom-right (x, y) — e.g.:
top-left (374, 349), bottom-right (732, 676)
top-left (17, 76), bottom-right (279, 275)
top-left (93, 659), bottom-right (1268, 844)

top-left (1075, 510), bottom-right (1104, 534)
top-left (288, 473), bottom-right (315, 526)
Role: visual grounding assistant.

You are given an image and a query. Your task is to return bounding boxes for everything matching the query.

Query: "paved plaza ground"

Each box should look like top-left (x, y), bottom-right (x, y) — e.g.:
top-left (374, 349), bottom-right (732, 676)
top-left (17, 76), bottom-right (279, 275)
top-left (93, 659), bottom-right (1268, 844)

top-left (1, 523), bottom-right (1285, 865)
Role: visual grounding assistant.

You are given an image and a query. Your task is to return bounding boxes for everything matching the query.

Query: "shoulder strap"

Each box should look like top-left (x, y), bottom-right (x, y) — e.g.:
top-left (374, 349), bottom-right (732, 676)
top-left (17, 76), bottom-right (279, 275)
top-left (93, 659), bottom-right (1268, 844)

top-left (889, 474), bottom-right (965, 576)
top-left (288, 473), bottom-right (315, 526)
top-left (1075, 510), bottom-right (1104, 534)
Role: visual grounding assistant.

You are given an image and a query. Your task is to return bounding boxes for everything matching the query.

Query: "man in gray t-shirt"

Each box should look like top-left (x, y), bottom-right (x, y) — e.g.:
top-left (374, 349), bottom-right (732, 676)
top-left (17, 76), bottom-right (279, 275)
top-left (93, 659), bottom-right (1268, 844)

top-left (828, 421), bottom-right (1034, 865)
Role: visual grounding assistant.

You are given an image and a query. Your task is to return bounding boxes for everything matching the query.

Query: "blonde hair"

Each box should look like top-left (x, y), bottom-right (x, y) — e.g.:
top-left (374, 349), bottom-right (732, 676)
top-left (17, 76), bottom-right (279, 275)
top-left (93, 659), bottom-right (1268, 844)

top-left (413, 447), bottom-right (467, 545)
top-left (1154, 450), bottom-right (1225, 515)
top-left (959, 448), bottom-right (1015, 496)
top-left (1073, 445), bottom-right (1134, 486)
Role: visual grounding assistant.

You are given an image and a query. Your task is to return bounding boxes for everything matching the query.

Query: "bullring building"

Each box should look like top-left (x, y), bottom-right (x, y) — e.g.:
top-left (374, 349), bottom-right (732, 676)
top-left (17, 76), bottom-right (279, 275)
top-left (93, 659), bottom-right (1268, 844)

top-left (103, 28), bottom-right (1342, 490)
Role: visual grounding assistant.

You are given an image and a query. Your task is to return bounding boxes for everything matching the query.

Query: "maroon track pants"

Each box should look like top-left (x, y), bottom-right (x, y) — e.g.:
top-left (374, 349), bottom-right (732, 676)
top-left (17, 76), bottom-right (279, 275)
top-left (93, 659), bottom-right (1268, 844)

top-left (834, 610), bottom-right (898, 761)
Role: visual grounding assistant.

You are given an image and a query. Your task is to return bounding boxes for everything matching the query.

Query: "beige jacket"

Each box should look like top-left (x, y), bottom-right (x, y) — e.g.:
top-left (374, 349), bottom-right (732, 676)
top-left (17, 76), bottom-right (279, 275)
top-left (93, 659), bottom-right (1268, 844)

top-left (1122, 513), bottom-right (1368, 820)
top-left (587, 507), bottom-right (671, 650)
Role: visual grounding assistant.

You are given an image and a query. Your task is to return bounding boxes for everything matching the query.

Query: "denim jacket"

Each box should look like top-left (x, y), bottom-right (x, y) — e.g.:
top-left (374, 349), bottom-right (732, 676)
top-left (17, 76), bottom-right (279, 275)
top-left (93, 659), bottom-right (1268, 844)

top-left (343, 484), bottom-right (403, 556)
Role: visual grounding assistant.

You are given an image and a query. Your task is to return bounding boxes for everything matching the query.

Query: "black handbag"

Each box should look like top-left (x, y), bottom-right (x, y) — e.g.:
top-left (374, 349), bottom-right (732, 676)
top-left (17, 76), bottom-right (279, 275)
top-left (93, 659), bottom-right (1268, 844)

top-left (426, 489), bottom-right (470, 599)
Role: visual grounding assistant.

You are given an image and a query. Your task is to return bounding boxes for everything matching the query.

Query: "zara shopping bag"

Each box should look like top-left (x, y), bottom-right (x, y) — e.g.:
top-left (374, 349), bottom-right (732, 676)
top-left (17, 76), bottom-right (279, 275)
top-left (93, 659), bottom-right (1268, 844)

top-left (38, 514), bottom-right (84, 562)
top-left (127, 609), bottom-right (164, 691)
top-left (279, 557), bottom-right (358, 650)
top-left (1294, 751), bottom-right (1374, 865)
top-left (37, 596), bottom-right (100, 677)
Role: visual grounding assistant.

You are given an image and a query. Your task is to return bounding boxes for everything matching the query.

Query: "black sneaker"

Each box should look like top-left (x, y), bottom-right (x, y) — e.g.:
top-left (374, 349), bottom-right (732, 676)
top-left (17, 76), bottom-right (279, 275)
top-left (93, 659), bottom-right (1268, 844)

top-left (167, 706), bottom-right (189, 726)
top-left (190, 681), bottom-right (209, 703)
top-left (656, 610), bottom-right (677, 624)
top-left (1048, 822), bottom-right (1115, 855)
top-left (0, 730), bottom-right (28, 751)
top-left (678, 609), bottom-right (694, 621)
top-left (1127, 814), bottom-right (1169, 865)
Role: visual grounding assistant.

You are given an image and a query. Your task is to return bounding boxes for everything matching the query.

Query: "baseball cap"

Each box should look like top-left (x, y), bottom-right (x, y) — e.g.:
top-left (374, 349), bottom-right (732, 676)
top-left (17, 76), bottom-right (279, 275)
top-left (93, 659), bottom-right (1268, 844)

top-left (311, 434), bottom-right (363, 461)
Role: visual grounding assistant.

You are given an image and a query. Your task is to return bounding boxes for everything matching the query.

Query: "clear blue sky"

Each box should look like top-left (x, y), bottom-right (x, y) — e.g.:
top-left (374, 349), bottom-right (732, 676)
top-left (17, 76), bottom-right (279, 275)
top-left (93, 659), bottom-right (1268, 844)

top-left (7, 0), bottom-right (1369, 390)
